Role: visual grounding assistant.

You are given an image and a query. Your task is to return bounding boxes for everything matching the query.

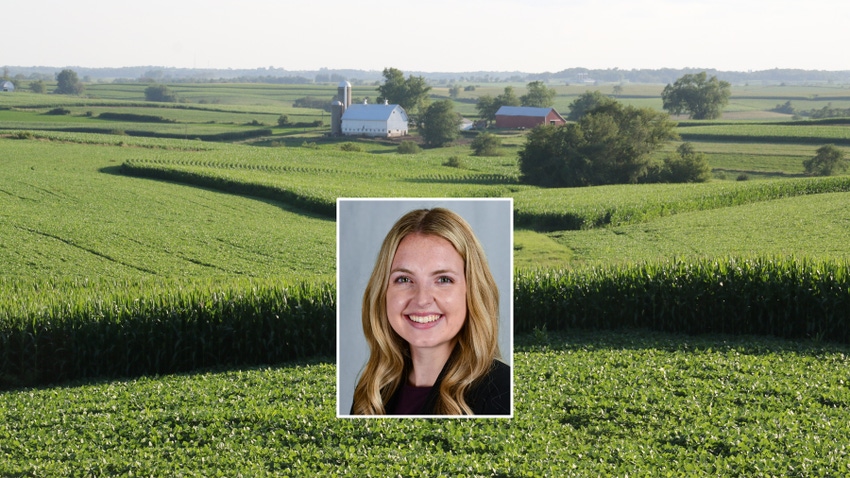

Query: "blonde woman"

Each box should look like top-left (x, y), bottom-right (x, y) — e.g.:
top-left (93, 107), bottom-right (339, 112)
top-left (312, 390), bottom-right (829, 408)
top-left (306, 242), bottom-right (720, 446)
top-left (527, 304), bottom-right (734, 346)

top-left (351, 207), bottom-right (510, 415)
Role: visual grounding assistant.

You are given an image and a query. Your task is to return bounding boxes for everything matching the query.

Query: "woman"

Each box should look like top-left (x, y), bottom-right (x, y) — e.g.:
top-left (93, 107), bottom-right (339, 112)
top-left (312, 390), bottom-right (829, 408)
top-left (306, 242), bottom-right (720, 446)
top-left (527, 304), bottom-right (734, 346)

top-left (351, 207), bottom-right (510, 415)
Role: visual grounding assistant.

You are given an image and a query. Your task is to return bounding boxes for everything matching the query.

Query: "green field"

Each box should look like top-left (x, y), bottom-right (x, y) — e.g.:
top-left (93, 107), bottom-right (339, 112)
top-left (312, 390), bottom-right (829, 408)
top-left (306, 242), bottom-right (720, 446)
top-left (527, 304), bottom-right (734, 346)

top-left (2, 330), bottom-right (848, 476)
top-left (2, 81), bottom-right (850, 475)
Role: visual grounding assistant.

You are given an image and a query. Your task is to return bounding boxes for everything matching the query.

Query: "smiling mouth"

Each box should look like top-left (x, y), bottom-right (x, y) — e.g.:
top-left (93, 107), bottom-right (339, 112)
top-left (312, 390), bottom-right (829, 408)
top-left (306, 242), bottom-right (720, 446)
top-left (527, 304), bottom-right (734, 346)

top-left (407, 314), bottom-right (442, 324)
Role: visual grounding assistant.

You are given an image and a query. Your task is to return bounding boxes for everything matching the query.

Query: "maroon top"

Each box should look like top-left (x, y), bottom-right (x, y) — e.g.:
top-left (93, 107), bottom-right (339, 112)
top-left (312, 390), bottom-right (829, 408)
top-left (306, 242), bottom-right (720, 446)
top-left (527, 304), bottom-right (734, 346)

top-left (391, 383), bottom-right (432, 415)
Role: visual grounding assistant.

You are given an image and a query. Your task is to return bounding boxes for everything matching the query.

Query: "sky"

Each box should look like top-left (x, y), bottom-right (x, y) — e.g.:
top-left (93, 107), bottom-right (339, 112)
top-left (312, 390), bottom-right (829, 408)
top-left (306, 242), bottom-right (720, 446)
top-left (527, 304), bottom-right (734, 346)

top-left (5, 0), bottom-right (849, 73)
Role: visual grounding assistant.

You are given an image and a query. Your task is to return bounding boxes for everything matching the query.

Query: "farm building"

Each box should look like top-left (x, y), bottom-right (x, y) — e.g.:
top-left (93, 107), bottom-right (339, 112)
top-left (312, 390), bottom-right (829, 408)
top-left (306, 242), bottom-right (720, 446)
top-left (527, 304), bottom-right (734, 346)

top-left (495, 106), bottom-right (566, 129)
top-left (331, 81), bottom-right (409, 137)
top-left (1, 81), bottom-right (14, 92)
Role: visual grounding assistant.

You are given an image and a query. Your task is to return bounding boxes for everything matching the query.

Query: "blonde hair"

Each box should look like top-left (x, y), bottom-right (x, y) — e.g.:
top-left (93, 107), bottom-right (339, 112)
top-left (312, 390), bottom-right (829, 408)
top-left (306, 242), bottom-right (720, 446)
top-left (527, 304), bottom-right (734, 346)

top-left (352, 207), bottom-right (500, 415)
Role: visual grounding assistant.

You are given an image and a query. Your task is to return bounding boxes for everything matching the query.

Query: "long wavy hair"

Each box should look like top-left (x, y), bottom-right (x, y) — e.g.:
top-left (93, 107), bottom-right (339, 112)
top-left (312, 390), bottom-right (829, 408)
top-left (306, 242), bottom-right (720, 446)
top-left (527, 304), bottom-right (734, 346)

top-left (352, 207), bottom-right (501, 415)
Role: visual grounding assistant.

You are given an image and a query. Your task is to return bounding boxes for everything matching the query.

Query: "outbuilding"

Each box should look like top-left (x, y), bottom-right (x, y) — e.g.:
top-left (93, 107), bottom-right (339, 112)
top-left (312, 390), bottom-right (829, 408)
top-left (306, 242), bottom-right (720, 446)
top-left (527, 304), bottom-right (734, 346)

top-left (1, 81), bottom-right (14, 92)
top-left (341, 101), bottom-right (409, 137)
top-left (495, 106), bottom-right (566, 129)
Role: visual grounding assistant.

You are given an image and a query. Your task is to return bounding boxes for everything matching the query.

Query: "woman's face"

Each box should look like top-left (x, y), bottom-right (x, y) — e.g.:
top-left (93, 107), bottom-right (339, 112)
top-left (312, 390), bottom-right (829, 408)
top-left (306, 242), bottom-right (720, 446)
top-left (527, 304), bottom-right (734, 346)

top-left (386, 233), bottom-right (467, 355)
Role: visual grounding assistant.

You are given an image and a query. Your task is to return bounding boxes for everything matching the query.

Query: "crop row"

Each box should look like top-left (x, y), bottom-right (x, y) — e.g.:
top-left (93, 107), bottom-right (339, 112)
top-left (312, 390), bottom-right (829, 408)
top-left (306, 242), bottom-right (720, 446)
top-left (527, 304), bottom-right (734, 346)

top-left (514, 176), bottom-right (850, 230)
top-left (678, 123), bottom-right (850, 145)
top-left (3, 257), bottom-right (847, 389)
top-left (0, 279), bottom-right (334, 389)
top-left (515, 257), bottom-right (850, 339)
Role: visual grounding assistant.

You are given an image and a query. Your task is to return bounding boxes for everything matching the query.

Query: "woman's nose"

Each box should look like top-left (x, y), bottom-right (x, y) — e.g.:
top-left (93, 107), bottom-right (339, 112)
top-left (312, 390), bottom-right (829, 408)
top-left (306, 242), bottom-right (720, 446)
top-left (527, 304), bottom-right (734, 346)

top-left (414, 284), bottom-right (433, 306)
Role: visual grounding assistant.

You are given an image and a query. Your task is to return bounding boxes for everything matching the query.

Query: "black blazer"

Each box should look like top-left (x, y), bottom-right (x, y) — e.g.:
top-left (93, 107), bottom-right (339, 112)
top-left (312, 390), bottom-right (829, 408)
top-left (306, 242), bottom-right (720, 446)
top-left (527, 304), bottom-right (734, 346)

top-left (384, 359), bottom-right (512, 416)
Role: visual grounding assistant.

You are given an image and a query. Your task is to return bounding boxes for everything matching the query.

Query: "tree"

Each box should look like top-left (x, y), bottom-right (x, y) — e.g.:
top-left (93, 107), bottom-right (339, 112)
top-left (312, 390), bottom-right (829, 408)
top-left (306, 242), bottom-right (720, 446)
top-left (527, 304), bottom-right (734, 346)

top-left (144, 84), bottom-right (178, 102)
top-left (470, 132), bottom-right (502, 156)
top-left (803, 144), bottom-right (847, 176)
top-left (54, 69), bottom-right (84, 95)
top-left (566, 90), bottom-right (616, 121)
top-left (658, 143), bottom-right (712, 183)
top-left (661, 72), bottom-right (731, 120)
top-left (420, 99), bottom-right (461, 147)
top-left (519, 100), bottom-right (678, 187)
top-left (475, 94), bottom-right (498, 127)
top-left (521, 81), bottom-right (556, 108)
top-left (376, 67), bottom-right (431, 116)
top-left (475, 86), bottom-right (521, 126)
top-left (496, 86), bottom-right (521, 108)
top-left (30, 80), bottom-right (46, 94)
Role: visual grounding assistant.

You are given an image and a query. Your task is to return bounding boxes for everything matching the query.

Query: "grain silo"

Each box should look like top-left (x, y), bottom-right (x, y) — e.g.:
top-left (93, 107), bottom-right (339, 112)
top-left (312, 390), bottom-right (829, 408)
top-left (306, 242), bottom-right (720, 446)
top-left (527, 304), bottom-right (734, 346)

top-left (331, 81), bottom-right (352, 135)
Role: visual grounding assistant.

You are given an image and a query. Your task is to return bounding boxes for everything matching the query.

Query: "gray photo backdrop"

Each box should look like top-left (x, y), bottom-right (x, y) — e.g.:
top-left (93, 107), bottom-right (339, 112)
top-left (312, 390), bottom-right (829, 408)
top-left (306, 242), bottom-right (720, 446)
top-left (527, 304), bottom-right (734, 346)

top-left (336, 198), bottom-right (513, 416)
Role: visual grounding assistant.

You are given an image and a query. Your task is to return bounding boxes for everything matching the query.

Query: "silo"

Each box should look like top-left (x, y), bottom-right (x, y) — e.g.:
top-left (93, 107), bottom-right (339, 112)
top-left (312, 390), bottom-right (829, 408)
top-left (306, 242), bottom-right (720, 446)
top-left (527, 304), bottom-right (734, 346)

top-left (331, 100), bottom-right (344, 136)
top-left (338, 81), bottom-right (352, 108)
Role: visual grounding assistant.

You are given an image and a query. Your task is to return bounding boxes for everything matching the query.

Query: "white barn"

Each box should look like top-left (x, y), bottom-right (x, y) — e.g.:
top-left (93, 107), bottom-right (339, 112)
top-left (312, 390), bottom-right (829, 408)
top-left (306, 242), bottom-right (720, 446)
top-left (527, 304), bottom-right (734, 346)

top-left (1, 81), bottom-right (14, 92)
top-left (330, 81), bottom-right (409, 137)
top-left (341, 101), bottom-right (409, 137)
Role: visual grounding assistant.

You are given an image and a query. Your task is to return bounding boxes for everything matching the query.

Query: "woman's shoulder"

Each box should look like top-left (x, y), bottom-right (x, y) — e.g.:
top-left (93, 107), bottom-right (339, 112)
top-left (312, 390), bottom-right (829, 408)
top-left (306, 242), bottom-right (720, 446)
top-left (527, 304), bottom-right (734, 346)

top-left (467, 359), bottom-right (512, 416)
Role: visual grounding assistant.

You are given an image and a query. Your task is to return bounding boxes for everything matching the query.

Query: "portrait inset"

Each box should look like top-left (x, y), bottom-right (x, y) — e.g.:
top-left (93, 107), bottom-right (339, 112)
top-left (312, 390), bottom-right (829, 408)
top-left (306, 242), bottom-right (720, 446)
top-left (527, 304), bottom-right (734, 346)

top-left (337, 198), bottom-right (513, 417)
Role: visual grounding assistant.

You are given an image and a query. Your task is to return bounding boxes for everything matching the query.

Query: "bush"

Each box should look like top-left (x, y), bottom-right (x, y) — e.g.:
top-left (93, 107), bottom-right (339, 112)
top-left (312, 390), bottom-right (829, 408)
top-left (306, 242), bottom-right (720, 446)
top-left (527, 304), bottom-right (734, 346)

top-left (339, 142), bottom-right (363, 152)
top-left (397, 140), bottom-right (420, 154)
top-left (277, 115), bottom-right (290, 127)
top-left (144, 85), bottom-right (178, 102)
top-left (657, 143), bottom-right (711, 183)
top-left (470, 132), bottom-right (503, 156)
top-left (45, 107), bottom-right (71, 115)
top-left (443, 156), bottom-right (466, 168)
top-left (29, 80), bottom-right (46, 94)
top-left (803, 144), bottom-right (847, 176)
top-left (98, 112), bottom-right (175, 123)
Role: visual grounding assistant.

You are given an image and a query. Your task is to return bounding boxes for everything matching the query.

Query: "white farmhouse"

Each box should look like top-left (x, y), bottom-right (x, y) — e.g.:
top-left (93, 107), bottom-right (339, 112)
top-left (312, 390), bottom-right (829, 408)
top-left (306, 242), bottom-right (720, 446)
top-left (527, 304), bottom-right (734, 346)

top-left (330, 81), bottom-right (409, 137)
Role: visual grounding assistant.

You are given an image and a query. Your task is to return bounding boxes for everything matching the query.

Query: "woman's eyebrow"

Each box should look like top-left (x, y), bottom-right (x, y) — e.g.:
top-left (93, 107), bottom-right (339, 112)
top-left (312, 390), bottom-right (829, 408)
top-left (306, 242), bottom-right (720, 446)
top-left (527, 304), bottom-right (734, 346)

top-left (389, 267), bottom-right (460, 275)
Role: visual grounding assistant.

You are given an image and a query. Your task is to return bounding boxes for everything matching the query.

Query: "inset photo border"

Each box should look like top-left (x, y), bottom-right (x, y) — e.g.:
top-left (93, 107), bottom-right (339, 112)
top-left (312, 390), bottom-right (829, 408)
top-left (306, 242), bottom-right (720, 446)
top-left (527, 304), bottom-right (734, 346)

top-left (336, 198), bottom-right (513, 418)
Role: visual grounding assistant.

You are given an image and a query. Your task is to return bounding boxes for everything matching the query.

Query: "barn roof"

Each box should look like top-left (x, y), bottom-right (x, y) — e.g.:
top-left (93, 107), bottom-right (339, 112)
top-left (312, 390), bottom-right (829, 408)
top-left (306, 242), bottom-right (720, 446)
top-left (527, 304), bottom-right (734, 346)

top-left (495, 106), bottom-right (555, 117)
top-left (342, 103), bottom-right (408, 122)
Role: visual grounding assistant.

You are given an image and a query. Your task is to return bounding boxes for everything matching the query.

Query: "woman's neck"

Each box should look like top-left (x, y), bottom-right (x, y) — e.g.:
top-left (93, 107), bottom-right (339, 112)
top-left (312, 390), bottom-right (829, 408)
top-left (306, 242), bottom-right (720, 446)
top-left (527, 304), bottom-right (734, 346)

top-left (408, 342), bottom-right (455, 387)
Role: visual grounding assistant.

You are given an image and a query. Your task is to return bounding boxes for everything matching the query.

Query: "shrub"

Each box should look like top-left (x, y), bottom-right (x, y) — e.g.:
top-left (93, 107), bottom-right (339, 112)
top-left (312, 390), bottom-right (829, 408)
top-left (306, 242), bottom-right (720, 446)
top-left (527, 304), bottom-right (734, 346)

top-left (45, 107), bottom-right (71, 115)
top-left (397, 140), bottom-right (420, 154)
top-left (277, 115), bottom-right (290, 127)
top-left (803, 144), bottom-right (847, 176)
top-left (737, 173), bottom-right (750, 181)
top-left (443, 156), bottom-right (466, 168)
top-left (98, 112), bottom-right (175, 123)
top-left (657, 142), bottom-right (711, 183)
top-left (470, 132), bottom-right (503, 156)
top-left (339, 142), bottom-right (362, 152)
top-left (144, 84), bottom-right (178, 102)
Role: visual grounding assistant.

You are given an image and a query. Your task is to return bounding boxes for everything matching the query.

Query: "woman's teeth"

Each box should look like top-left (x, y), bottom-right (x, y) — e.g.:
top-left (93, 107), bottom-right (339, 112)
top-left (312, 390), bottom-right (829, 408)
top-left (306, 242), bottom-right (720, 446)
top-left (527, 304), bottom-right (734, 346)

top-left (408, 314), bottom-right (441, 324)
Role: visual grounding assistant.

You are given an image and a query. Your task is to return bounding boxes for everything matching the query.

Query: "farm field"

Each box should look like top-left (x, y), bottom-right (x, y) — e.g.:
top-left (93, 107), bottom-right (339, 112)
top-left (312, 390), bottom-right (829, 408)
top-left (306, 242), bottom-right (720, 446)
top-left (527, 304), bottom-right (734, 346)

top-left (2, 81), bottom-right (850, 474)
top-left (1, 330), bottom-right (848, 476)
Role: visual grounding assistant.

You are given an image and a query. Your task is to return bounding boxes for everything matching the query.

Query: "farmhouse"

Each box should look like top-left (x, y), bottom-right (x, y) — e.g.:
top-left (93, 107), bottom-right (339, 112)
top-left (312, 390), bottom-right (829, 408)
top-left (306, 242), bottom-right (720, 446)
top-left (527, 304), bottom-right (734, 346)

top-left (1, 81), bottom-right (14, 92)
top-left (331, 81), bottom-right (409, 137)
top-left (495, 106), bottom-right (566, 129)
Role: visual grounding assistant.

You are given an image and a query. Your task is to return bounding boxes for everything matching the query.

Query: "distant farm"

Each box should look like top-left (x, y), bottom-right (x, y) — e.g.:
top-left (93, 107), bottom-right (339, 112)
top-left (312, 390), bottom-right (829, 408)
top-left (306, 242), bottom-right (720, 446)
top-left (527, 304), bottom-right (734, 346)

top-left (1, 79), bottom-right (849, 475)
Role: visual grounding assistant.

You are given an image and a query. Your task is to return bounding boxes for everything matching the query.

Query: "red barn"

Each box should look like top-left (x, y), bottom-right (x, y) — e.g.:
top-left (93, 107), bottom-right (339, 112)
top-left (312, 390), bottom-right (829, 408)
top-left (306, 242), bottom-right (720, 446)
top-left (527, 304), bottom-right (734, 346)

top-left (495, 106), bottom-right (566, 129)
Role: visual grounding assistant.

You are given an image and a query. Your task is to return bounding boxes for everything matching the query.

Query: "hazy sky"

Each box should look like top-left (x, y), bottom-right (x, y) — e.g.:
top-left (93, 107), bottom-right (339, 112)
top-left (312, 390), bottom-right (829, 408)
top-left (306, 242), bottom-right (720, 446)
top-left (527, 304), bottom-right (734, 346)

top-left (5, 0), bottom-right (848, 72)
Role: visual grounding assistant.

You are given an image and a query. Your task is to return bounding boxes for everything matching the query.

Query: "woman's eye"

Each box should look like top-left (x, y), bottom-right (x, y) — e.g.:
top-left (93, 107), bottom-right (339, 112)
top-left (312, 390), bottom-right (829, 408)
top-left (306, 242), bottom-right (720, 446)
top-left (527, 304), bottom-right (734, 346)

top-left (394, 276), bottom-right (411, 283)
top-left (437, 276), bottom-right (454, 284)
